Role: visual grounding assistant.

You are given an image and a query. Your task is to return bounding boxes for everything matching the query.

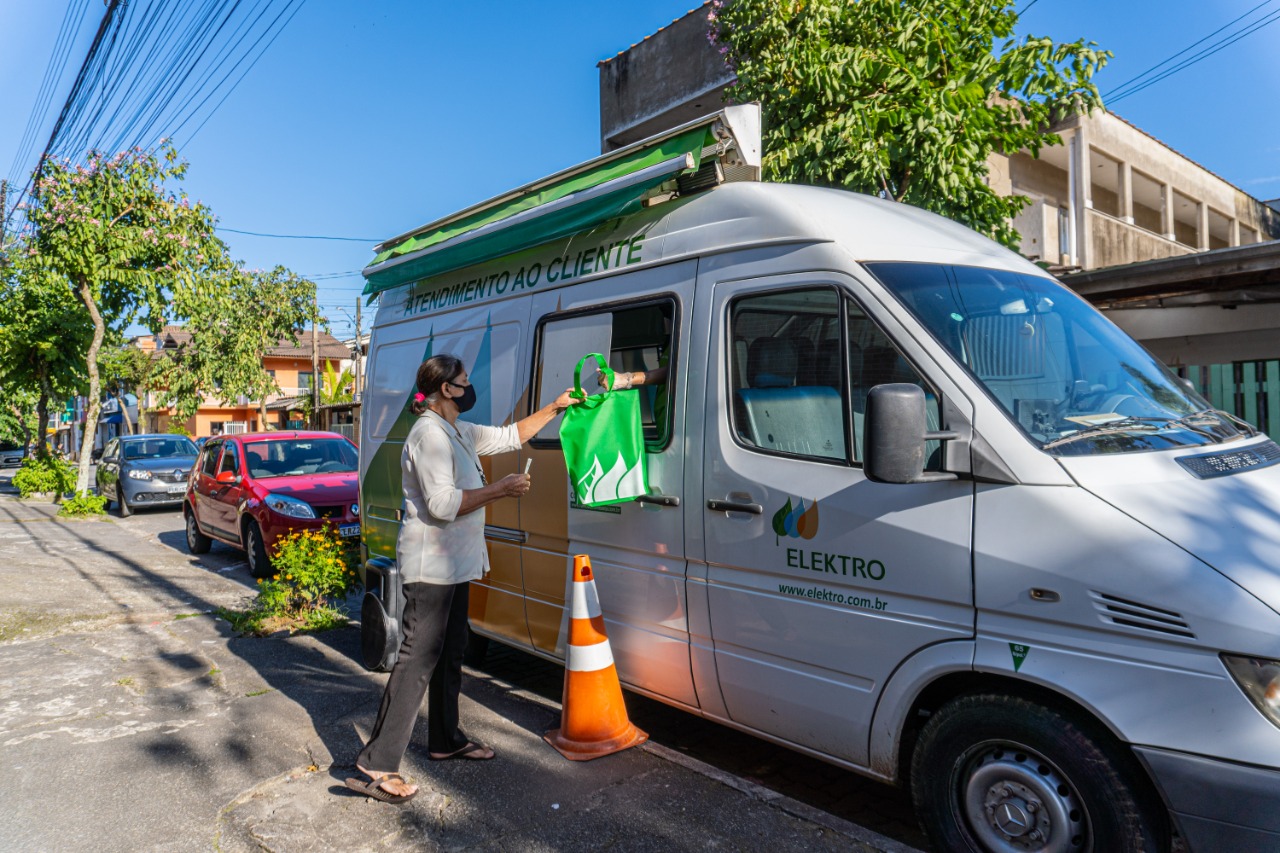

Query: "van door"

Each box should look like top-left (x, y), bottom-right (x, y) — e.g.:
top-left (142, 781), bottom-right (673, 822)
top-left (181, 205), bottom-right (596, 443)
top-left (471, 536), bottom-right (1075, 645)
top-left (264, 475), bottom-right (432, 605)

top-left (523, 261), bottom-right (698, 708)
top-left (700, 274), bottom-right (974, 765)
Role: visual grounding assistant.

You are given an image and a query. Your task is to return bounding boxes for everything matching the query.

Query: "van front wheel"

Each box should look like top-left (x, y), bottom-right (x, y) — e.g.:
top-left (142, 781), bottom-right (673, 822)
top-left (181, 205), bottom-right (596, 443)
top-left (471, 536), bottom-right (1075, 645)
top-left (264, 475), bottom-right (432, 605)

top-left (911, 694), bottom-right (1167, 853)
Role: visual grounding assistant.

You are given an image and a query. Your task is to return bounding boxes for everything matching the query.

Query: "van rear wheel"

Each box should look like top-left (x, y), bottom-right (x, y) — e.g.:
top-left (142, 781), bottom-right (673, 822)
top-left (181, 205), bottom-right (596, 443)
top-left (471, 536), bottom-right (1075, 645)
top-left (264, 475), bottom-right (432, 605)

top-left (911, 694), bottom-right (1167, 853)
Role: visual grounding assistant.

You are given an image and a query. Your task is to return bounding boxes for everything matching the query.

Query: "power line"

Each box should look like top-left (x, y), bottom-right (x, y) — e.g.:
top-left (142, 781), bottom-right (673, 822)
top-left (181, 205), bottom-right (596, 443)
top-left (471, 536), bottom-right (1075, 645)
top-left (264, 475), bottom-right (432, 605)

top-left (217, 226), bottom-right (380, 243)
top-left (1105, 2), bottom-right (1280, 104)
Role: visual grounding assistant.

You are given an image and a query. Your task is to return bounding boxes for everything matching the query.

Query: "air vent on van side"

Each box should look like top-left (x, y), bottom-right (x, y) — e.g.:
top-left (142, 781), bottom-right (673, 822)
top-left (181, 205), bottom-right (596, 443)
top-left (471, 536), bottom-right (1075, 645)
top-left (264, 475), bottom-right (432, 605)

top-left (1176, 441), bottom-right (1280, 480)
top-left (1089, 591), bottom-right (1196, 639)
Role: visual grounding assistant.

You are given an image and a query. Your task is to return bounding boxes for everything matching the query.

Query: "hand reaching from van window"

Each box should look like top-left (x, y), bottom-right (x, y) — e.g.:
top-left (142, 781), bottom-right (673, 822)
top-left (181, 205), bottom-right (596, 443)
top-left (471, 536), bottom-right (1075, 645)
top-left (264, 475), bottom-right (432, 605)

top-left (597, 367), bottom-right (668, 390)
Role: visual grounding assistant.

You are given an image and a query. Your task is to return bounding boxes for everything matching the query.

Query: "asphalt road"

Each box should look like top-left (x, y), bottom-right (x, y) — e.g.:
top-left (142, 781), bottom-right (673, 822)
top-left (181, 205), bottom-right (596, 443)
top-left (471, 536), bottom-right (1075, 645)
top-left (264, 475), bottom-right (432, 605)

top-left (0, 468), bottom-right (930, 851)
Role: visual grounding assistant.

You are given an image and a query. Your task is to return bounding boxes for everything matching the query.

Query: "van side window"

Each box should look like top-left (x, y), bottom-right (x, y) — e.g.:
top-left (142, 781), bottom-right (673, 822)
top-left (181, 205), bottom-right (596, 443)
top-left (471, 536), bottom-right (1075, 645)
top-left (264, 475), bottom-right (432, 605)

top-left (729, 288), bottom-right (847, 461)
top-left (847, 300), bottom-right (941, 464)
top-left (533, 300), bottom-right (677, 448)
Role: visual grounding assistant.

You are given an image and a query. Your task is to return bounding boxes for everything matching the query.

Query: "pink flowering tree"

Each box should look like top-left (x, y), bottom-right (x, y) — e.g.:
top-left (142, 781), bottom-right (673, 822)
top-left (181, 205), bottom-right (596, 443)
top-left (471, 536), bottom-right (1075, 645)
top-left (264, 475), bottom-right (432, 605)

top-left (26, 142), bottom-right (227, 494)
top-left (709, 0), bottom-right (1109, 247)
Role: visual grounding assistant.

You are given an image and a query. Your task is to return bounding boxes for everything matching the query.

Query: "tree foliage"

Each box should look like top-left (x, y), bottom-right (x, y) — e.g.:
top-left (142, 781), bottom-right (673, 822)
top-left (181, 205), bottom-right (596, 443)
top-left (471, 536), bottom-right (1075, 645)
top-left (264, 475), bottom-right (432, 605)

top-left (0, 245), bottom-right (91, 449)
top-left (159, 265), bottom-right (316, 424)
top-left (710, 0), bottom-right (1109, 246)
top-left (24, 143), bottom-right (227, 493)
top-left (98, 341), bottom-right (159, 435)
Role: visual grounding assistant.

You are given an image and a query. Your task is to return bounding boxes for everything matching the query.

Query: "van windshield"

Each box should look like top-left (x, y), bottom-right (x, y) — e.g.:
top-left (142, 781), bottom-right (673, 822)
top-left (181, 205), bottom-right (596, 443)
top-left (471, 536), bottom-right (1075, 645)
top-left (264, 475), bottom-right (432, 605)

top-left (865, 262), bottom-right (1249, 456)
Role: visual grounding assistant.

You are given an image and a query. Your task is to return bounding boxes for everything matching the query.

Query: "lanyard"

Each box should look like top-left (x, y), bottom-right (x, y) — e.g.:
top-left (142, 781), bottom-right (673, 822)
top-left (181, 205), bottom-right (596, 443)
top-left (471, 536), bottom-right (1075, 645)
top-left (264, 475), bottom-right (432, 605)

top-left (427, 411), bottom-right (487, 486)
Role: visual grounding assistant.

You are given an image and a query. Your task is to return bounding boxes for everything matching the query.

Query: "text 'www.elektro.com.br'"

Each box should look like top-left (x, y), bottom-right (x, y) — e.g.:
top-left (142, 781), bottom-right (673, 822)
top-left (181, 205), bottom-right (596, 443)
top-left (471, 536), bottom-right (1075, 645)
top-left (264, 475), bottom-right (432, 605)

top-left (777, 584), bottom-right (889, 611)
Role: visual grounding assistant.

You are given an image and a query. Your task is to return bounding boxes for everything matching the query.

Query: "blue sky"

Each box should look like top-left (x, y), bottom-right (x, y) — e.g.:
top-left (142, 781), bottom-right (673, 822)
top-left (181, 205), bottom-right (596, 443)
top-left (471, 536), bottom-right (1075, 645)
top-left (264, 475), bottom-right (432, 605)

top-left (1, 1), bottom-right (1276, 340)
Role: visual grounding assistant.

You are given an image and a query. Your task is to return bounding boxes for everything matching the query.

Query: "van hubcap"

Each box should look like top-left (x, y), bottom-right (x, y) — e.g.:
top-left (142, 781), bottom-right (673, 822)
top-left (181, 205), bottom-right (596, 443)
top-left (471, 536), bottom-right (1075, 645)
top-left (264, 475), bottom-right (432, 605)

top-left (960, 742), bottom-right (1086, 852)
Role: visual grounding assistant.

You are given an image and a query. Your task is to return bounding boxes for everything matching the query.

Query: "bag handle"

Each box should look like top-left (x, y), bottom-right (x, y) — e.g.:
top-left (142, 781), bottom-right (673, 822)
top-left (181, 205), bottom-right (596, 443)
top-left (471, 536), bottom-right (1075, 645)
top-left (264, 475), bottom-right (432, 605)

top-left (572, 353), bottom-right (614, 401)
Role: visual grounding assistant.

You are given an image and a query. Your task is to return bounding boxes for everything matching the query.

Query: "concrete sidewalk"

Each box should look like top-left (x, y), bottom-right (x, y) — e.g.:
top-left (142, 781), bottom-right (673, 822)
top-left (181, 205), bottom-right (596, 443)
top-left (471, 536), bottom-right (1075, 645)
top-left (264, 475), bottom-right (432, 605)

top-left (0, 498), bottom-right (919, 852)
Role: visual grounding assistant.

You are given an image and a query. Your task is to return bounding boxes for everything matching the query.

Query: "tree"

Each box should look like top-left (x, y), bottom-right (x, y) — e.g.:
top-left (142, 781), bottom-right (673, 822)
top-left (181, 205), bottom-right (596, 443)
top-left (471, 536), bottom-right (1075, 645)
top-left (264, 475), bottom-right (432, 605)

top-left (710, 0), bottom-right (1109, 246)
top-left (159, 265), bottom-right (316, 428)
top-left (25, 143), bottom-right (226, 493)
top-left (319, 360), bottom-right (354, 406)
top-left (98, 342), bottom-right (160, 435)
top-left (0, 245), bottom-right (91, 452)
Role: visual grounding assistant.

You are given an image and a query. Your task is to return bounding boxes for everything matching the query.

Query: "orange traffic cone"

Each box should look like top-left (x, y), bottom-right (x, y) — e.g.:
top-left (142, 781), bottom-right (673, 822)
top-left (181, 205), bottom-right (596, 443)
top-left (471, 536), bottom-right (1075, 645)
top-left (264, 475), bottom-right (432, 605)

top-left (544, 554), bottom-right (648, 761)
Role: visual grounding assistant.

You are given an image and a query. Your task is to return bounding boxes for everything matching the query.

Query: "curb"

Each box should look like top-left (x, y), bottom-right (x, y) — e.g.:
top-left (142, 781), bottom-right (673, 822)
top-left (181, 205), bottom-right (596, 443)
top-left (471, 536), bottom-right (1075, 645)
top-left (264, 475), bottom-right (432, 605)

top-left (464, 664), bottom-right (926, 853)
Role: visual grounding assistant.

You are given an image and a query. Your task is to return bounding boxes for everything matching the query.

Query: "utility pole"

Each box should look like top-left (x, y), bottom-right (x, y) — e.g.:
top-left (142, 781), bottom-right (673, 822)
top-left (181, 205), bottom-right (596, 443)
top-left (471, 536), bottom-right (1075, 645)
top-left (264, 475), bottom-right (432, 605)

top-left (310, 296), bottom-right (320, 429)
top-left (0, 180), bottom-right (8, 256)
top-left (352, 298), bottom-right (363, 443)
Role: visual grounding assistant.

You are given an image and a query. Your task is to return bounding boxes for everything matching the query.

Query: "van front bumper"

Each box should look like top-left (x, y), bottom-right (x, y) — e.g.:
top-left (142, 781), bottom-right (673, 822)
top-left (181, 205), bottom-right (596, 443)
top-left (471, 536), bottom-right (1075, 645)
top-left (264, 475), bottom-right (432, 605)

top-left (1135, 746), bottom-right (1280, 852)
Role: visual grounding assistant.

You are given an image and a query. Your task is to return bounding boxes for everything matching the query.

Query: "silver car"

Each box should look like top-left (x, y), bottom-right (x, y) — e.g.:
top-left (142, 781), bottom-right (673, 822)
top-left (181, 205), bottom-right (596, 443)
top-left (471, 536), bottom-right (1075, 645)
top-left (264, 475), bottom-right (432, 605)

top-left (96, 434), bottom-right (198, 517)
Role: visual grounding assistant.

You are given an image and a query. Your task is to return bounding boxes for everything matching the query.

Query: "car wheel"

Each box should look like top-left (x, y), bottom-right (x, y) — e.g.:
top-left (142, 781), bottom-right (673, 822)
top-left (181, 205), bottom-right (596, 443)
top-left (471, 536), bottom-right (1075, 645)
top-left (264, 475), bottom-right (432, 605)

top-left (244, 519), bottom-right (272, 578)
top-left (911, 693), bottom-right (1168, 853)
top-left (185, 510), bottom-right (211, 554)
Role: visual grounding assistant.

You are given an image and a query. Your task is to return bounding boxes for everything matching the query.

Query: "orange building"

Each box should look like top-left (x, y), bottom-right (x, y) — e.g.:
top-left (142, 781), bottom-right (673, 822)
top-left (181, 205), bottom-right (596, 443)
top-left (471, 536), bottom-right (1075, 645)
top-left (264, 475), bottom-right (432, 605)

top-left (139, 326), bottom-right (353, 437)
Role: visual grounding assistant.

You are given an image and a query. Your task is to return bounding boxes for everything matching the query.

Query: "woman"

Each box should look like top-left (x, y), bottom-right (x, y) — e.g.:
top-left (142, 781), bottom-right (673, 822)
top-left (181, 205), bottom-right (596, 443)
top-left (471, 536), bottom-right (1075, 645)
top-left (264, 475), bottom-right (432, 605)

top-left (347, 354), bottom-right (576, 803)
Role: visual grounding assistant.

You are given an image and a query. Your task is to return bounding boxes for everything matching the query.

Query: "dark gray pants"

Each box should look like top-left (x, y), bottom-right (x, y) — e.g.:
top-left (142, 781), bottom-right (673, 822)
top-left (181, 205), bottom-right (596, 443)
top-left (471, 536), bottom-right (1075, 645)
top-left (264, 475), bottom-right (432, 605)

top-left (356, 581), bottom-right (471, 772)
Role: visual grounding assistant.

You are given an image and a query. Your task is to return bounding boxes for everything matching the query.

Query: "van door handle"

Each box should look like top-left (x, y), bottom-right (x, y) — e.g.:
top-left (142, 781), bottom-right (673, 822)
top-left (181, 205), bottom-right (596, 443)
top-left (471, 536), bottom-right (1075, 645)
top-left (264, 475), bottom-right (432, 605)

top-left (706, 499), bottom-right (763, 515)
top-left (636, 494), bottom-right (680, 508)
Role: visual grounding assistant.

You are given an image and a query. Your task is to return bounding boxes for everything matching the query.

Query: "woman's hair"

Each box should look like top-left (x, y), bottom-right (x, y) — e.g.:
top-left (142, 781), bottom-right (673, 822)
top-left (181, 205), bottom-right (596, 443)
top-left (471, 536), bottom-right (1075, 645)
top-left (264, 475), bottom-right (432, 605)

top-left (410, 354), bottom-right (464, 415)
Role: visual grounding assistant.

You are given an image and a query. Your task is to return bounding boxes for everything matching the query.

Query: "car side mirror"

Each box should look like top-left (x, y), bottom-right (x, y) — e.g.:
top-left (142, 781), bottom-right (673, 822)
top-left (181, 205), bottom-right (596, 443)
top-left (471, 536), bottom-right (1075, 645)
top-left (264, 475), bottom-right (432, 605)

top-left (215, 470), bottom-right (240, 484)
top-left (864, 384), bottom-right (959, 485)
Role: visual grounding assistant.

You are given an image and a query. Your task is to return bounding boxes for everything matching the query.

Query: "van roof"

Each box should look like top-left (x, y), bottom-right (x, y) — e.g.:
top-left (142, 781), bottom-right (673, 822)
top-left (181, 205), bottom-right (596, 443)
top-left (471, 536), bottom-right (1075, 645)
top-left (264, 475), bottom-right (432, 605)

top-left (371, 181), bottom-right (1045, 327)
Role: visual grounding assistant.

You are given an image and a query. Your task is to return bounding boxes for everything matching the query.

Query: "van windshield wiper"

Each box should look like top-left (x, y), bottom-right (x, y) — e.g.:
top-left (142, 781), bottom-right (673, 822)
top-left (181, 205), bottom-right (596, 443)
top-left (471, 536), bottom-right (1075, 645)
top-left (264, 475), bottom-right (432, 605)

top-left (1042, 417), bottom-right (1164, 450)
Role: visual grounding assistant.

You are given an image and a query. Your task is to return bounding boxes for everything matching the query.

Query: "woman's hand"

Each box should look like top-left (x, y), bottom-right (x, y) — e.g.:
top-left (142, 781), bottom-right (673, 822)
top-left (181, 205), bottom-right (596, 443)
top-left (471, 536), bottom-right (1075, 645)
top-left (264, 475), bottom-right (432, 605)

top-left (554, 388), bottom-right (580, 410)
top-left (496, 473), bottom-right (531, 498)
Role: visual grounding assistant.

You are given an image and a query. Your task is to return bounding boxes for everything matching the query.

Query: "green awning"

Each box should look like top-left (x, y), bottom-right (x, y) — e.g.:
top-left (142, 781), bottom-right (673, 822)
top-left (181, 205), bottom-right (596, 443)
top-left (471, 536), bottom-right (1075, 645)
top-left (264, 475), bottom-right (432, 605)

top-left (363, 125), bottom-right (713, 297)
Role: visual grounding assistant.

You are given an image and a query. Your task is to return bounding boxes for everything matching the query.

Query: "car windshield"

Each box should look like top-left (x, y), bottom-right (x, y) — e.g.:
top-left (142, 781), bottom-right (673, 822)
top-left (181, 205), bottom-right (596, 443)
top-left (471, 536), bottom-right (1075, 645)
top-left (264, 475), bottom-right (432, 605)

top-left (241, 438), bottom-right (358, 479)
top-left (865, 262), bottom-right (1248, 456)
top-left (122, 437), bottom-right (198, 459)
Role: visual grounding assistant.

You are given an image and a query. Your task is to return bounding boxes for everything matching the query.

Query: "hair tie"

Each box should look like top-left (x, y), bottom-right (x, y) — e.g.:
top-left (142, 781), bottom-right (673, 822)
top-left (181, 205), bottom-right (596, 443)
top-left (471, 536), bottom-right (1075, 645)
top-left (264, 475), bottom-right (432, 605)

top-left (413, 392), bottom-right (425, 403)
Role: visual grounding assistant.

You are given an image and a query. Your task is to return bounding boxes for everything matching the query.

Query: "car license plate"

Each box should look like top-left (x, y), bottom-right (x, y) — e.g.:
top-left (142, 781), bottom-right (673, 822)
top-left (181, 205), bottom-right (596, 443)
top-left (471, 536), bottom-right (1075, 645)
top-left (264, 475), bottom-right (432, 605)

top-left (167, 484), bottom-right (187, 495)
top-left (339, 524), bottom-right (360, 538)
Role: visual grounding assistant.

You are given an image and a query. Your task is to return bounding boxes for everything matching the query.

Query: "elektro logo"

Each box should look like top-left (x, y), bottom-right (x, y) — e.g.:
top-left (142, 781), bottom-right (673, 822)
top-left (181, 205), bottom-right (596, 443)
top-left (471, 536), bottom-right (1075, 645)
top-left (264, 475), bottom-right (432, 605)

top-left (772, 496), bottom-right (818, 541)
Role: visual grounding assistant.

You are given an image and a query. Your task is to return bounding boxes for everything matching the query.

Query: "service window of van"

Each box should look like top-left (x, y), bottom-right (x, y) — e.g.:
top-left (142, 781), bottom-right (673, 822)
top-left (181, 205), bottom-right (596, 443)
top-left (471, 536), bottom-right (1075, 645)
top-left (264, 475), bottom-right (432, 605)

top-left (532, 299), bottom-right (676, 448)
top-left (728, 287), bottom-right (938, 464)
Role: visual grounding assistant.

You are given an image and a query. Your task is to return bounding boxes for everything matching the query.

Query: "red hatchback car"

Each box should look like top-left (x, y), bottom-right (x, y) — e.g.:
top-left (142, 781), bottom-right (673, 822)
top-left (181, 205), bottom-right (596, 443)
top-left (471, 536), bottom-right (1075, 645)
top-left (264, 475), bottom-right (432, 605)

top-left (183, 431), bottom-right (360, 578)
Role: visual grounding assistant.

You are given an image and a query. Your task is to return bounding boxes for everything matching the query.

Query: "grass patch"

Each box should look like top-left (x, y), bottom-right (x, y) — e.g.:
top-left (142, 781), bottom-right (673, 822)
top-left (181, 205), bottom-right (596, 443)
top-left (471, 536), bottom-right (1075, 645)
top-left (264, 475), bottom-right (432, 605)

top-left (0, 609), bottom-right (105, 642)
top-left (215, 605), bottom-right (351, 637)
top-left (116, 676), bottom-right (134, 688)
top-left (173, 612), bottom-right (206, 620)
top-left (245, 688), bottom-right (274, 697)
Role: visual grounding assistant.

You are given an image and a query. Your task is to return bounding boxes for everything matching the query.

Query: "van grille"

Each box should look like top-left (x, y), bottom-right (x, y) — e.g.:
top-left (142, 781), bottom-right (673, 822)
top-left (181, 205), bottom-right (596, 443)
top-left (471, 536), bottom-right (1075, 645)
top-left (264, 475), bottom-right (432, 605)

top-left (1176, 441), bottom-right (1280, 480)
top-left (1090, 591), bottom-right (1195, 639)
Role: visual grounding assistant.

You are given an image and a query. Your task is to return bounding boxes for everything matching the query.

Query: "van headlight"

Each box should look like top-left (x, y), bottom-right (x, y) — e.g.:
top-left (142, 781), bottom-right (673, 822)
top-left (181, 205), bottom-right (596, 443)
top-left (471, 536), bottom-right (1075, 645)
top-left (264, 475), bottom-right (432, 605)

top-left (1222, 654), bottom-right (1280, 726)
top-left (263, 493), bottom-right (316, 519)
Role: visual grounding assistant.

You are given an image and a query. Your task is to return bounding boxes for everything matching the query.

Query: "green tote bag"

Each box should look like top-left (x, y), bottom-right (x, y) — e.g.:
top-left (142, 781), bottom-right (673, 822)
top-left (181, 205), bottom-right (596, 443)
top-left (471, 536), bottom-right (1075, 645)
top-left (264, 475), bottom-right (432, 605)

top-left (559, 353), bottom-right (650, 507)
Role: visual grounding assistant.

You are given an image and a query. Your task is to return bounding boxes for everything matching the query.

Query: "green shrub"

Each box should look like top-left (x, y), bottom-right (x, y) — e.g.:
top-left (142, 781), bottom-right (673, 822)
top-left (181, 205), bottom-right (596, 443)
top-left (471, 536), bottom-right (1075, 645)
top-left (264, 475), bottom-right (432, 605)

top-left (166, 422), bottom-right (192, 436)
top-left (219, 524), bottom-right (361, 636)
top-left (12, 455), bottom-right (75, 499)
top-left (58, 492), bottom-right (107, 517)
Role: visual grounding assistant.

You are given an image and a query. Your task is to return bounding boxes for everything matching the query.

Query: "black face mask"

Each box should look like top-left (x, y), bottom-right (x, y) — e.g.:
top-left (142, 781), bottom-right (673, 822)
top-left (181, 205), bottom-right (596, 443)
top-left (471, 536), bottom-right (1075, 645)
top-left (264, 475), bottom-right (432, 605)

top-left (450, 382), bottom-right (477, 414)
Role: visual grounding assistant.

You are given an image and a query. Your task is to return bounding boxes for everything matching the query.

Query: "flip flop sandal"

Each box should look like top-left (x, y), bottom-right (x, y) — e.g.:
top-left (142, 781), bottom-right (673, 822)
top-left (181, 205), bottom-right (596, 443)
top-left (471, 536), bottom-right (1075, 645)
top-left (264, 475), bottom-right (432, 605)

top-left (429, 741), bottom-right (494, 761)
top-left (344, 772), bottom-right (418, 804)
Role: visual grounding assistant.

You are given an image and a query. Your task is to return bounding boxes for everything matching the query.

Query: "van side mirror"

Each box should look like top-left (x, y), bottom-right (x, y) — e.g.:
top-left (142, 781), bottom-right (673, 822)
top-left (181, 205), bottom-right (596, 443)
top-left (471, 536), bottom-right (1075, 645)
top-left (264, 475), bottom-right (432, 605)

top-left (864, 384), bottom-right (959, 484)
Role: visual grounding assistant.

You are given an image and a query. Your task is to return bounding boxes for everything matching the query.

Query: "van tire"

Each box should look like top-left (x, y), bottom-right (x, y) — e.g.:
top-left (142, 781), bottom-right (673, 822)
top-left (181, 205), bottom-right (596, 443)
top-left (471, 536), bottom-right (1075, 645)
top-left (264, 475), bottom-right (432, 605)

top-left (244, 519), bottom-right (272, 579)
top-left (911, 693), bottom-right (1167, 853)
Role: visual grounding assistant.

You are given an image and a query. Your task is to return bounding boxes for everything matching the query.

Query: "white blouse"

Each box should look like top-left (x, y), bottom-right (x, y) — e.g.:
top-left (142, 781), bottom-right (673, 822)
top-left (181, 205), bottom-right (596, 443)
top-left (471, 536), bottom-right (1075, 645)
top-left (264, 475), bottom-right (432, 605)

top-left (396, 409), bottom-right (521, 585)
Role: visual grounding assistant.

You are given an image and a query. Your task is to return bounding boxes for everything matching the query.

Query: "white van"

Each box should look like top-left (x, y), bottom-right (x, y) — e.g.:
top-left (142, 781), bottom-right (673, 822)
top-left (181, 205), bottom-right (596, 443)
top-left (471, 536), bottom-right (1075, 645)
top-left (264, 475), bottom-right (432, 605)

top-left (357, 106), bottom-right (1280, 852)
